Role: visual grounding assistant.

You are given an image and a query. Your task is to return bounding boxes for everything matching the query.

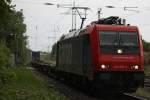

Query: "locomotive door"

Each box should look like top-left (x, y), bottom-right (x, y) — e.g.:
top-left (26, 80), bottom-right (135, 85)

top-left (83, 45), bottom-right (88, 74)
top-left (83, 35), bottom-right (92, 80)
top-left (83, 35), bottom-right (90, 76)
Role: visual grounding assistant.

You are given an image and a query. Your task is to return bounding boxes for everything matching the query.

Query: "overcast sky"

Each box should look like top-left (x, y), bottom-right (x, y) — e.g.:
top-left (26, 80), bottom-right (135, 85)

top-left (12, 0), bottom-right (150, 52)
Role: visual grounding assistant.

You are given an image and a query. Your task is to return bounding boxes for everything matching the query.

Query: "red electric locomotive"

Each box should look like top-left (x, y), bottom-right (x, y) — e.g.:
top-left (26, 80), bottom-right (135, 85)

top-left (56, 16), bottom-right (144, 93)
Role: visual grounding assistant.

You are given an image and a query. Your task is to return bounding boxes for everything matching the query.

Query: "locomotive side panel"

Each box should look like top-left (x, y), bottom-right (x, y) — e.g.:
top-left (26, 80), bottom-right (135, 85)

top-left (57, 36), bottom-right (84, 75)
top-left (57, 40), bottom-right (72, 73)
top-left (71, 36), bottom-right (83, 75)
top-left (56, 34), bottom-right (92, 77)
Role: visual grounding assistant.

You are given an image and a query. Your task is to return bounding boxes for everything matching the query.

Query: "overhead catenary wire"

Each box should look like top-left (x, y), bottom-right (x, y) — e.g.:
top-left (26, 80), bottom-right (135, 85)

top-left (13, 0), bottom-right (150, 51)
top-left (12, 0), bottom-right (54, 5)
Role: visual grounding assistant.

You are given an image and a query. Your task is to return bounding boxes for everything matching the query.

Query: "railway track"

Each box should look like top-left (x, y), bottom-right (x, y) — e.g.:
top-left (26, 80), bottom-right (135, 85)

top-left (123, 93), bottom-right (149, 100)
top-left (144, 76), bottom-right (150, 88)
top-left (31, 62), bottom-right (149, 100)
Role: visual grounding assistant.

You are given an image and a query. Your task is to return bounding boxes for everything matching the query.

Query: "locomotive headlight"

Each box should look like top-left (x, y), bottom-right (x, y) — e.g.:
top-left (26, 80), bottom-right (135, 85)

top-left (117, 49), bottom-right (122, 54)
top-left (101, 64), bottom-right (106, 69)
top-left (132, 65), bottom-right (139, 70)
top-left (134, 65), bottom-right (139, 70)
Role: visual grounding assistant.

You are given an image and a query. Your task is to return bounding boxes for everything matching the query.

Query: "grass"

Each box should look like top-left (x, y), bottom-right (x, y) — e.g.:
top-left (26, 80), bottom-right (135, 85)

top-left (134, 65), bottom-right (150, 99)
top-left (1, 66), bottom-right (149, 100)
top-left (0, 67), bottom-right (67, 100)
top-left (145, 65), bottom-right (150, 76)
top-left (135, 88), bottom-right (150, 98)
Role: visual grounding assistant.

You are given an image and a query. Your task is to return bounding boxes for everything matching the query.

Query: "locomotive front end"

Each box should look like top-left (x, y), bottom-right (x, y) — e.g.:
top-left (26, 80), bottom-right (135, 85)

top-left (91, 25), bottom-right (144, 92)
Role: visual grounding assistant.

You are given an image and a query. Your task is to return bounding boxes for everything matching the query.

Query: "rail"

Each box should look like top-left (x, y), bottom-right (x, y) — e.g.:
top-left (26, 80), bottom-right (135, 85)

top-left (144, 76), bottom-right (150, 88)
top-left (123, 93), bottom-right (149, 100)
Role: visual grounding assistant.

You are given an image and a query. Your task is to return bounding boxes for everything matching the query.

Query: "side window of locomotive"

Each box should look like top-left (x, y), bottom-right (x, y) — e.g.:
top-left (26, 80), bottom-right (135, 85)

top-left (99, 31), bottom-right (118, 46)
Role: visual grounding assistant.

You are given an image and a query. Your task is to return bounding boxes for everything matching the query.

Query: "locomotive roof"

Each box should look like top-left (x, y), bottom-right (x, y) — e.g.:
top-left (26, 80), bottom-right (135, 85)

top-left (60, 29), bottom-right (86, 40)
top-left (95, 24), bottom-right (138, 30)
top-left (59, 16), bottom-right (139, 41)
top-left (59, 24), bottom-right (138, 41)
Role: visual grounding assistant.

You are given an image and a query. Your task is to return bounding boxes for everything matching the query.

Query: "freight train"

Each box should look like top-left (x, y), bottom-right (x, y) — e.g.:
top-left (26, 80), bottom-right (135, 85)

top-left (32, 16), bottom-right (144, 93)
top-left (32, 51), bottom-right (40, 62)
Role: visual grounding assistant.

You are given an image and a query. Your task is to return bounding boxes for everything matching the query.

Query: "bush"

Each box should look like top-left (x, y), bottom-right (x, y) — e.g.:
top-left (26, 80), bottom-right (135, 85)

top-left (0, 41), bottom-right (14, 88)
top-left (0, 41), bottom-right (11, 67)
top-left (144, 52), bottom-right (150, 65)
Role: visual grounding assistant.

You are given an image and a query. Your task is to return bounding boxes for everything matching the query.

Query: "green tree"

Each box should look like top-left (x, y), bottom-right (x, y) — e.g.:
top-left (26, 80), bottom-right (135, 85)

top-left (0, 0), bottom-right (27, 65)
top-left (0, 0), bottom-right (12, 39)
top-left (143, 40), bottom-right (150, 65)
top-left (5, 10), bottom-right (27, 65)
top-left (143, 40), bottom-right (150, 52)
top-left (0, 0), bottom-right (27, 95)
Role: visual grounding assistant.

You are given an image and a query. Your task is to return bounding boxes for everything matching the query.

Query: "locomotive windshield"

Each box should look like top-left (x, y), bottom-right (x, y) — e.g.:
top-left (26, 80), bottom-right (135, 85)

top-left (99, 31), bottom-right (139, 55)
top-left (100, 31), bottom-right (118, 46)
top-left (119, 32), bottom-right (138, 46)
